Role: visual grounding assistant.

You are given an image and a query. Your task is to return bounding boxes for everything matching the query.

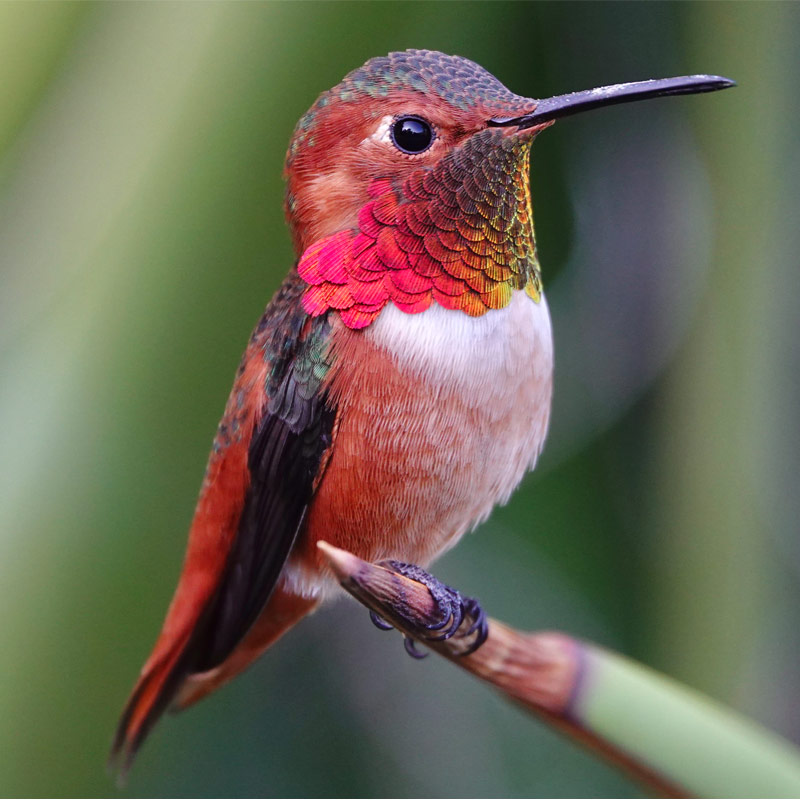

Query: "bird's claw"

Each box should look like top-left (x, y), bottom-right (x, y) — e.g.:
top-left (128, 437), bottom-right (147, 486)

top-left (369, 610), bottom-right (394, 631)
top-left (459, 595), bottom-right (489, 656)
top-left (369, 560), bottom-right (489, 659)
top-left (403, 636), bottom-right (428, 659)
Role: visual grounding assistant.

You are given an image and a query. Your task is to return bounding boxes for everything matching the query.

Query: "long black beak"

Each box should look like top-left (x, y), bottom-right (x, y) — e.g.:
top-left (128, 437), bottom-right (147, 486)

top-left (489, 75), bottom-right (736, 128)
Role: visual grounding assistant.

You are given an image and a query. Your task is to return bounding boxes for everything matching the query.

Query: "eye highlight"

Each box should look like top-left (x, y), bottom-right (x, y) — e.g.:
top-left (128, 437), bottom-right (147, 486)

top-left (390, 116), bottom-right (434, 154)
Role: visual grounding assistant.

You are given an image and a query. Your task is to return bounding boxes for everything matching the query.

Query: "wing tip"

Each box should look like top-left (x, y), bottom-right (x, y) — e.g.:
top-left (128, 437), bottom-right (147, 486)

top-left (107, 708), bottom-right (141, 786)
top-left (108, 649), bottom-right (187, 782)
top-left (107, 682), bottom-right (154, 783)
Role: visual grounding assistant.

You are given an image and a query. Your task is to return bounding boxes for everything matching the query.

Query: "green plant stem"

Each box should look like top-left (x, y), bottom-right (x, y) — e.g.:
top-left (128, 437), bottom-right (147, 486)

top-left (319, 541), bottom-right (800, 798)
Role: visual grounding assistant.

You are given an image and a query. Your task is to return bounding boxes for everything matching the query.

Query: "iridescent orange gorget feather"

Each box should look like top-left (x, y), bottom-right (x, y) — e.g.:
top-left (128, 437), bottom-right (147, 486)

top-left (298, 130), bottom-right (542, 329)
top-left (289, 50), bottom-right (543, 327)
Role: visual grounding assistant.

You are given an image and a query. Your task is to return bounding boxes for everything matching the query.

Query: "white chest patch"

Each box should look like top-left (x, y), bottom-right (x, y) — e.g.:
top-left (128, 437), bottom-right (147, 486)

top-left (367, 291), bottom-right (554, 395)
top-left (365, 290), bottom-right (554, 556)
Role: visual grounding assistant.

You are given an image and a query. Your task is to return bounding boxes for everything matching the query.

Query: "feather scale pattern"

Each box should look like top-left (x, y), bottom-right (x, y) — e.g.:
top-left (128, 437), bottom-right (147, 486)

top-left (297, 128), bottom-right (542, 328)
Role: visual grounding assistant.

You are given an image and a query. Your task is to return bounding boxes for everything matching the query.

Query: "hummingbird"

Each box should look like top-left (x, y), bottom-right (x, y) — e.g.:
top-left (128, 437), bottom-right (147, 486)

top-left (111, 49), bottom-right (733, 772)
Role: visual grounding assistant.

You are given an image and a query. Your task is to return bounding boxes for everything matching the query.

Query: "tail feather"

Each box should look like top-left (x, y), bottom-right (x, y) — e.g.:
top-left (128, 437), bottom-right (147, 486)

top-left (109, 587), bottom-right (317, 778)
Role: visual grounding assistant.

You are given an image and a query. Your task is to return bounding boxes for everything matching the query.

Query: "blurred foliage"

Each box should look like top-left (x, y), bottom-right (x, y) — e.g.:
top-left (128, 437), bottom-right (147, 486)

top-left (0, 2), bottom-right (798, 797)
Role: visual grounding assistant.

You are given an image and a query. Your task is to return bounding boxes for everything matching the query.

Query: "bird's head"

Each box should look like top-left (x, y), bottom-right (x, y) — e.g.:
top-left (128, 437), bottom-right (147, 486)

top-left (284, 50), bottom-right (733, 329)
top-left (284, 50), bottom-right (543, 254)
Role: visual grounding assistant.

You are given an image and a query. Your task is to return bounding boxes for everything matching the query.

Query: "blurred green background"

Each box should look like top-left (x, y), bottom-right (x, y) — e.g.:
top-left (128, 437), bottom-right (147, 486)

top-left (1, 1), bottom-right (798, 796)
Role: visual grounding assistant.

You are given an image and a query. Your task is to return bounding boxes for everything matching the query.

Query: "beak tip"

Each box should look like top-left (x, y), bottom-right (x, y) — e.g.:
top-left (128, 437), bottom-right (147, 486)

top-left (691, 74), bottom-right (737, 90)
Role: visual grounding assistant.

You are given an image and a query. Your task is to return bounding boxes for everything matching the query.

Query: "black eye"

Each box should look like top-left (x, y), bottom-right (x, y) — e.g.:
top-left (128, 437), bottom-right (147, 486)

top-left (391, 116), bottom-right (434, 154)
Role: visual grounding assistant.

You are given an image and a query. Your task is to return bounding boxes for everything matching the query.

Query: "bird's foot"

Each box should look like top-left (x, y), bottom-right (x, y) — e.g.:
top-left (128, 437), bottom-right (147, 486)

top-left (368, 561), bottom-right (488, 659)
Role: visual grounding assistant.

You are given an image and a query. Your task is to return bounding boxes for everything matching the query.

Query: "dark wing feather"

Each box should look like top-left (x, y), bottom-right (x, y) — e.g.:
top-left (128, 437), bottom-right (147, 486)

top-left (184, 275), bottom-right (336, 673)
top-left (110, 272), bottom-right (336, 771)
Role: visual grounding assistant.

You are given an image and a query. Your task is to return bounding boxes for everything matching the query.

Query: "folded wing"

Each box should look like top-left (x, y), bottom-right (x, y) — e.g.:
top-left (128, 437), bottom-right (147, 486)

top-left (110, 271), bottom-right (336, 772)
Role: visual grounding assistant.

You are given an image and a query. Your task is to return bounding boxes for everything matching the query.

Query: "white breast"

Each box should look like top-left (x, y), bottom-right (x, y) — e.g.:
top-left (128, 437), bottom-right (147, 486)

top-left (368, 291), bottom-right (554, 428)
top-left (367, 290), bottom-right (554, 547)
